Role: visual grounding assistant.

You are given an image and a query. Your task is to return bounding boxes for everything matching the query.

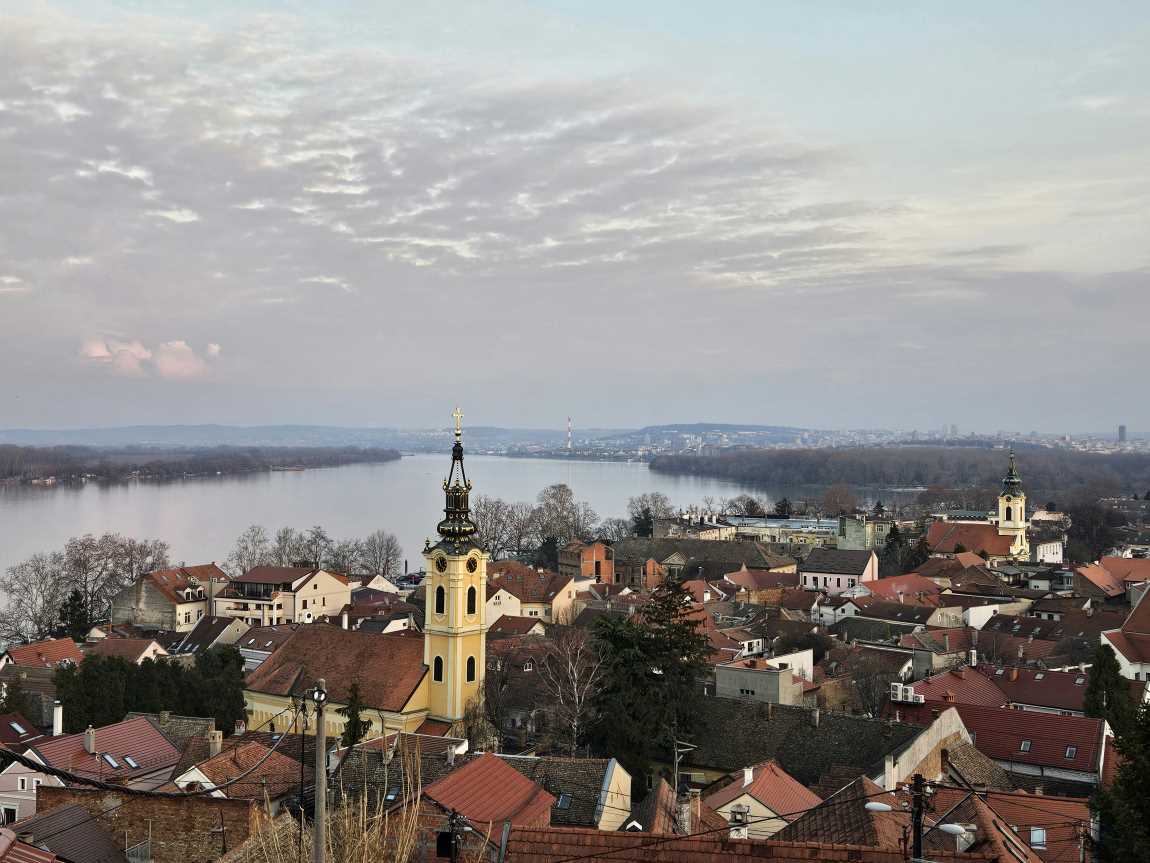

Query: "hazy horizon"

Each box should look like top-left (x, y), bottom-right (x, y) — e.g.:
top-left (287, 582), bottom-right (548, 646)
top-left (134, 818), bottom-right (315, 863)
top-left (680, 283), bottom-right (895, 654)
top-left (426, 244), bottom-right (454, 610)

top-left (2, 2), bottom-right (1147, 431)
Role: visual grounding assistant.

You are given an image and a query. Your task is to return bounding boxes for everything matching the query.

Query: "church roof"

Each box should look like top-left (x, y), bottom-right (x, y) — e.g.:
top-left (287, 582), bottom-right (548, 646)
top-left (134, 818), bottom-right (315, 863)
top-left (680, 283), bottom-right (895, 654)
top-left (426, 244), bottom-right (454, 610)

top-left (926, 521), bottom-right (1014, 556)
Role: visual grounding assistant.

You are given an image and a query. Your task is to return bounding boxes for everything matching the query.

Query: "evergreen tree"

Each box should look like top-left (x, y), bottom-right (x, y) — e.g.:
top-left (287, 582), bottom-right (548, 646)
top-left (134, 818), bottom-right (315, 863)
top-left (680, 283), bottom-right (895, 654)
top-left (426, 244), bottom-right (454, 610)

top-left (338, 682), bottom-right (371, 748)
top-left (1085, 644), bottom-right (1136, 737)
top-left (872, 500), bottom-right (885, 516)
top-left (1093, 703), bottom-right (1150, 861)
top-left (58, 589), bottom-right (90, 642)
top-left (0, 674), bottom-right (35, 720)
top-left (773, 498), bottom-right (793, 519)
top-left (879, 524), bottom-right (906, 576)
top-left (192, 646), bottom-right (248, 734)
top-left (631, 506), bottom-right (655, 539)
top-left (899, 537), bottom-right (931, 574)
top-left (532, 536), bottom-right (560, 571)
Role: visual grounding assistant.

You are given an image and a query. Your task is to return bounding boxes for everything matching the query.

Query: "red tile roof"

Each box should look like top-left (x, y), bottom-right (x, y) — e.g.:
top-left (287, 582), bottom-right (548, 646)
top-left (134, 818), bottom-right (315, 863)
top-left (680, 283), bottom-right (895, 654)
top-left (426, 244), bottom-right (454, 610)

top-left (1100, 556), bottom-right (1150, 584)
top-left (949, 704), bottom-right (1104, 774)
top-left (907, 667), bottom-right (1008, 708)
top-left (926, 522), bottom-right (1013, 556)
top-left (424, 752), bottom-right (555, 828)
top-left (724, 567), bottom-right (800, 591)
top-left (975, 665), bottom-right (1098, 713)
top-left (935, 787), bottom-right (1091, 863)
top-left (705, 760), bottom-right (821, 817)
top-left (1075, 564), bottom-right (1124, 598)
top-left (0, 830), bottom-right (59, 863)
top-left (86, 638), bottom-right (164, 663)
top-left (143, 564), bottom-right (229, 604)
top-left (1120, 587), bottom-right (1150, 636)
top-left (187, 740), bottom-right (311, 800)
top-left (0, 714), bottom-right (42, 748)
top-left (30, 716), bottom-right (181, 781)
top-left (233, 566), bottom-right (314, 585)
top-left (490, 616), bottom-right (546, 637)
top-left (244, 624), bottom-right (426, 712)
top-left (489, 562), bottom-right (573, 605)
top-left (4, 638), bottom-right (83, 669)
top-left (864, 574), bottom-right (941, 603)
top-left (505, 827), bottom-right (997, 862)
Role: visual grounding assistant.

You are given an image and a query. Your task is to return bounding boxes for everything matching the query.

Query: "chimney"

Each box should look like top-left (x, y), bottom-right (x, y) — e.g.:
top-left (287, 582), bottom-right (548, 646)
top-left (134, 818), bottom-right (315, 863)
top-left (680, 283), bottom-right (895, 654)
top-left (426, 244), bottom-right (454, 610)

top-left (159, 710), bottom-right (170, 725)
top-left (341, 609), bottom-right (349, 630)
top-left (676, 789), bottom-right (693, 835)
top-left (52, 701), bottom-right (63, 737)
top-left (446, 748), bottom-right (456, 767)
top-left (943, 633), bottom-right (950, 652)
top-left (883, 753), bottom-right (896, 791)
top-left (84, 726), bottom-right (96, 754)
top-left (742, 766), bottom-right (755, 787)
top-left (969, 648), bottom-right (978, 667)
top-left (234, 719), bottom-right (247, 736)
top-left (209, 729), bottom-right (223, 758)
top-left (1009, 667), bottom-right (1019, 682)
top-left (810, 707), bottom-right (820, 728)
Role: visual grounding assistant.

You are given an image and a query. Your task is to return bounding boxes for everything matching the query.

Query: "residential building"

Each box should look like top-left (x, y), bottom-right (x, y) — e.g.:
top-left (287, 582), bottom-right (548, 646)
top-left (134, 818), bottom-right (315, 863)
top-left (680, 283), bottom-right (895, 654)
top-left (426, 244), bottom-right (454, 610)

top-left (1102, 588), bottom-right (1150, 680)
top-left (0, 640), bottom-right (83, 671)
top-left (485, 583), bottom-right (523, 623)
top-left (800, 548), bottom-right (878, 595)
top-left (0, 716), bottom-right (181, 819)
top-left (0, 714), bottom-right (41, 753)
top-left (173, 739), bottom-right (311, 815)
top-left (611, 538), bottom-right (794, 587)
top-left (558, 540), bottom-right (614, 583)
top-left (234, 624), bottom-right (298, 672)
top-left (704, 760), bottom-right (821, 838)
top-left (169, 616), bottom-right (250, 660)
top-left (213, 566), bottom-right (351, 626)
top-left (5, 802), bottom-right (125, 863)
top-left (488, 561), bottom-right (575, 623)
top-left (109, 564), bottom-right (230, 632)
top-left (837, 514), bottom-right (899, 551)
top-left (85, 637), bottom-right (168, 665)
top-left (715, 657), bottom-right (807, 707)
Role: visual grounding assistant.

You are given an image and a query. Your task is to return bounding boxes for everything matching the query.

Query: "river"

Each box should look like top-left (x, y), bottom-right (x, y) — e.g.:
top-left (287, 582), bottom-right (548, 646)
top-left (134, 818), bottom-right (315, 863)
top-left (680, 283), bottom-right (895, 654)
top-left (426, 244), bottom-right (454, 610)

top-left (0, 454), bottom-right (771, 575)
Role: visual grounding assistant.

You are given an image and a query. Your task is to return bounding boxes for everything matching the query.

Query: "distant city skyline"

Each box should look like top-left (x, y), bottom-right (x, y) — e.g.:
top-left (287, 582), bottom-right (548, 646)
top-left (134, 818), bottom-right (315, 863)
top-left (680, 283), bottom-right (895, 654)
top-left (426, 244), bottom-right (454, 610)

top-left (1, 2), bottom-right (1147, 430)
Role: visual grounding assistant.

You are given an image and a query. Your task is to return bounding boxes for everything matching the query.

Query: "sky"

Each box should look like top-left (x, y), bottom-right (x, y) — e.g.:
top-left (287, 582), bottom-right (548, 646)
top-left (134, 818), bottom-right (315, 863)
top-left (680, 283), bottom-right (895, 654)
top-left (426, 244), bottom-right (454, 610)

top-left (1, 1), bottom-right (1147, 433)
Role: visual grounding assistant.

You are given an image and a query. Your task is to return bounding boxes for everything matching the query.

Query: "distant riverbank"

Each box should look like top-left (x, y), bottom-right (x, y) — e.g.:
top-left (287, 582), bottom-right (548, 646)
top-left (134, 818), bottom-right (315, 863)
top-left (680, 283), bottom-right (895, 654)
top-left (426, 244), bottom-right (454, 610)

top-left (0, 444), bottom-right (402, 485)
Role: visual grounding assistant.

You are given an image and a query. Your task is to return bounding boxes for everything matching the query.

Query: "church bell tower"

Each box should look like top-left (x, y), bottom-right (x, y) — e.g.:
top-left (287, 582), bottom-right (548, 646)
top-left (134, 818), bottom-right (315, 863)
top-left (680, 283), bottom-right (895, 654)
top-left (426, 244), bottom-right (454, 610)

top-left (422, 408), bottom-right (487, 723)
top-left (996, 447), bottom-right (1029, 559)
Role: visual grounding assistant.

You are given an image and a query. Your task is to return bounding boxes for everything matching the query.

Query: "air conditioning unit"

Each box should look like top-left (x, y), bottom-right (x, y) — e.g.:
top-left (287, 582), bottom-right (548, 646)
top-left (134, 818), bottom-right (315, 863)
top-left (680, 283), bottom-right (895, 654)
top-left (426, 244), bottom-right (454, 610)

top-left (890, 682), bottom-right (903, 701)
top-left (913, 694), bottom-right (925, 704)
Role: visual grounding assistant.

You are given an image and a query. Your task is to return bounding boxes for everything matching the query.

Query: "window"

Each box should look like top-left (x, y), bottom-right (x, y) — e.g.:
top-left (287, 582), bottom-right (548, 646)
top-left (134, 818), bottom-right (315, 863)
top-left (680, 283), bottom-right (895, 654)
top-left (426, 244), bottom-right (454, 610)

top-left (124, 756), bottom-right (140, 768)
top-left (302, 599), bottom-right (308, 610)
top-left (102, 754), bottom-right (120, 768)
top-left (523, 660), bottom-right (534, 672)
top-left (8, 722), bottom-right (26, 735)
top-left (17, 778), bottom-right (26, 792)
top-left (1005, 506), bottom-right (1013, 522)
top-left (435, 586), bottom-right (445, 615)
top-left (1034, 672), bottom-right (1045, 680)
top-left (384, 786), bottom-right (401, 803)
top-left (466, 586), bottom-right (477, 616)
top-left (1075, 676), bottom-right (1086, 685)
top-left (433, 656), bottom-right (443, 682)
top-left (1019, 740), bottom-right (1031, 752)
top-left (1065, 746), bottom-right (1077, 759)
top-left (2, 808), bottom-right (16, 824)
top-left (467, 656), bottom-right (476, 682)
top-left (32, 779), bottom-right (40, 788)
top-left (556, 793), bottom-right (572, 810)
top-left (1030, 828), bottom-right (1047, 849)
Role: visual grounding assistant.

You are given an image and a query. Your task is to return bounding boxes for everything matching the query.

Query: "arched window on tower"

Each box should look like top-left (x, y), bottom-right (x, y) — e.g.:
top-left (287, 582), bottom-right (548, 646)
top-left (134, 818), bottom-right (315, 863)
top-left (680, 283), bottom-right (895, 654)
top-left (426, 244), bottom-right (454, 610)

top-left (466, 586), bottom-right (477, 615)
top-left (466, 656), bottom-right (476, 682)
top-left (433, 656), bottom-right (443, 682)
top-left (1005, 506), bottom-right (1013, 523)
top-left (435, 585), bottom-right (445, 615)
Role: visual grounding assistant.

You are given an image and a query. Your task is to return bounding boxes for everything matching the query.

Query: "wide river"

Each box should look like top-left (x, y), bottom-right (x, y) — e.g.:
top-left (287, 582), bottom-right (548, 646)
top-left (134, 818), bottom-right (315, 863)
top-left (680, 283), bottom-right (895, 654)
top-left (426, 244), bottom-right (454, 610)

top-left (0, 454), bottom-right (769, 576)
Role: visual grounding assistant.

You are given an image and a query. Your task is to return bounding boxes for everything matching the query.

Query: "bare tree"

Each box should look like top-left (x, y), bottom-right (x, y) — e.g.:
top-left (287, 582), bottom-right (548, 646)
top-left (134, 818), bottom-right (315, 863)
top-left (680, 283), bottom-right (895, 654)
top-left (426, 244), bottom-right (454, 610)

top-left (360, 529), bottom-right (403, 577)
top-left (538, 629), bottom-right (605, 756)
top-left (506, 501), bottom-right (538, 557)
top-left (725, 494), bottom-right (766, 517)
top-left (534, 484), bottom-right (598, 546)
top-left (0, 552), bottom-right (68, 642)
top-left (327, 539), bottom-right (364, 576)
top-left (302, 525), bottom-right (332, 567)
top-left (822, 484), bottom-right (858, 516)
top-left (472, 495), bottom-right (513, 559)
top-left (849, 652), bottom-right (899, 716)
top-left (598, 518), bottom-right (632, 542)
top-left (226, 524), bottom-right (271, 576)
top-left (270, 527), bottom-right (305, 567)
top-left (64, 533), bottom-right (168, 622)
top-left (626, 493), bottom-right (675, 524)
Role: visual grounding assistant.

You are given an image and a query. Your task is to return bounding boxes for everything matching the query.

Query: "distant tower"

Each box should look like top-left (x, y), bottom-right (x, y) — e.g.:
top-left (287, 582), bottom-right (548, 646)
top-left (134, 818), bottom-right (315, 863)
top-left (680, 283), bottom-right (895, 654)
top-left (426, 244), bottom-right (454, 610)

top-left (1119, 425), bottom-right (1127, 443)
top-left (996, 448), bottom-right (1029, 559)
top-left (422, 407), bottom-right (487, 724)
top-left (567, 416), bottom-right (573, 450)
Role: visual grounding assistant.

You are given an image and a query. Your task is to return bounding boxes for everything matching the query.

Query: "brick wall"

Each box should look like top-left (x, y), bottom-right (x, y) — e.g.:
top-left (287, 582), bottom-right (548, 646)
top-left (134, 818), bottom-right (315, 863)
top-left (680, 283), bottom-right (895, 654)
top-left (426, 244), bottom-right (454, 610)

top-left (38, 785), bottom-right (263, 863)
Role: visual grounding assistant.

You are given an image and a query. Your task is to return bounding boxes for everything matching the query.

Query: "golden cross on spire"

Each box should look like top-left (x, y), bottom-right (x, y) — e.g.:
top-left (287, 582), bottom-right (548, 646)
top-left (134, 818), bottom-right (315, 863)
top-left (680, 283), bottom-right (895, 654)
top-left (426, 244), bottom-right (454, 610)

top-left (452, 406), bottom-right (464, 440)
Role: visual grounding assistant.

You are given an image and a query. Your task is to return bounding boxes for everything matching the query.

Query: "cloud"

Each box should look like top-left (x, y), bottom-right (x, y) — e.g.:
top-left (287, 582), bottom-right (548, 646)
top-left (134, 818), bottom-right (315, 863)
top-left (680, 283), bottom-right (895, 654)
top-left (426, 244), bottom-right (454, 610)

top-left (80, 338), bottom-right (218, 379)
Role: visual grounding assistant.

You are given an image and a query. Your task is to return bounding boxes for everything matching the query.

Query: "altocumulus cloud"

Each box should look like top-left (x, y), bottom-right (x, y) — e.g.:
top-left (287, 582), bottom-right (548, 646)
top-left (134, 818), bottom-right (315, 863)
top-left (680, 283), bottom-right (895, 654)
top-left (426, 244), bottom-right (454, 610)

top-left (0, 6), bottom-right (1147, 427)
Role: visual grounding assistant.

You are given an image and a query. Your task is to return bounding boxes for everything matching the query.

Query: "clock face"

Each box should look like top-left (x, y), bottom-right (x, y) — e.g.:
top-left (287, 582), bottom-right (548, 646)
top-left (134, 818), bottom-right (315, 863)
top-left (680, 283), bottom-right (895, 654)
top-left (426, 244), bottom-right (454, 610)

top-left (435, 556), bottom-right (447, 573)
top-left (467, 557), bottom-right (478, 573)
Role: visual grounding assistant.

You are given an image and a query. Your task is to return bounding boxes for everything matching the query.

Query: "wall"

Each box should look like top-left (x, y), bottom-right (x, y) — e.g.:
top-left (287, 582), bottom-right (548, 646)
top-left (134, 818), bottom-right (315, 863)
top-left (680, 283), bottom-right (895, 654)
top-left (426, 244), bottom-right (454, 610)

top-left (0, 759), bottom-right (59, 821)
top-left (486, 588), bottom-right (522, 625)
top-left (37, 785), bottom-right (261, 863)
top-left (714, 665), bottom-right (802, 706)
top-left (595, 760), bottom-right (632, 832)
top-left (110, 580), bottom-right (179, 631)
top-left (710, 792), bottom-right (787, 839)
top-left (870, 707), bottom-right (971, 790)
top-left (243, 689), bottom-right (427, 741)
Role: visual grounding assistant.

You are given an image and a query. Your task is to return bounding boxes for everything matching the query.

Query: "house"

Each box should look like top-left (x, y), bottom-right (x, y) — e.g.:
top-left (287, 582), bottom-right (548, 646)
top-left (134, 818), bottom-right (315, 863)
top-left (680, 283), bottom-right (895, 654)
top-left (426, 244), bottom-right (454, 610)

top-left (0, 716), bottom-right (181, 820)
top-left (715, 656), bottom-right (809, 706)
top-left (1073, 564), bottom-right (1126, 601)
top-left (0, 669), bottom-right (58, 730)
top-left (1099, 556), bottom-right (1150, 585)
top-left (213, 566), bottom-right (351, 626)
top-left (1101, 587), bottom-right (1150, 681)
top-left (860, 573), bottom-right (942, 605)
top-left (678, 698), bottom-right (969, 789)
top-left (173, 739), bottom-right (311, 815)
top-left (0, 640), bottom-right (83, 671)
top-left (800, 549), bottom-right (878, 595)
top-left (703, 760), bottom-right (821, 837)
top-left (6, 802), bottom-right (126, 863)
top-left (489, 616), bottom-right (547, 639)
top-left (486, 582), bottom-right (523, 623)
top-left (235, 624), bottom-right (298, 672)
top-left (169, 616), bottom-right (250, 659)
top-left (558, 540), bottom-right (614, 583)
top-left (488, 562), bottom-right (576, 623)
top-left (723, 565), bottom-right (801, 604)
top-left (85, 637), bottom-right (168, 665)
top-left (975, 664), bottom-right (1132, 715)
top-left (611, 538), bottom-right (795, 588)
top-left (621, 776), bottom-right (726, 835)
top-left (109, 564), bottom-right (230, 632)
top-left (243, 625), bottom-right (430, 740)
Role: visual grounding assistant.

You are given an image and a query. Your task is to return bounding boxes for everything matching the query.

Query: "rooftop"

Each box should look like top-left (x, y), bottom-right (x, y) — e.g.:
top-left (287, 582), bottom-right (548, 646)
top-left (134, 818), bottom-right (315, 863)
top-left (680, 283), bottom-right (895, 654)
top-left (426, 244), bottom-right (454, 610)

top-left (802, 548), bottom-right (875, 576)
top-left (4, 638), bottom-right (83, 669)
top-left (423, 752), bottom-right (555, 828)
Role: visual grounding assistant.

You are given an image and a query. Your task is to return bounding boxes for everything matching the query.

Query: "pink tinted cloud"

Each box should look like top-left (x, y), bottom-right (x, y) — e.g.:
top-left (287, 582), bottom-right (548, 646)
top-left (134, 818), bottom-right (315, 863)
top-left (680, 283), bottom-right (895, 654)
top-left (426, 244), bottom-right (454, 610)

top-left (80, 337), bottom-right (219, 379)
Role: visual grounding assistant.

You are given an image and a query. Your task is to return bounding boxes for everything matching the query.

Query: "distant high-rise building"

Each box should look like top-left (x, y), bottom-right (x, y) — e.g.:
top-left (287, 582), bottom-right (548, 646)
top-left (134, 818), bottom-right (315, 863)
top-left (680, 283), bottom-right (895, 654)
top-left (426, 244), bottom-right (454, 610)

top-left (949, 424), bottom-right (959, 439)
top-left (1119, 424), bottom-right (1127, 443)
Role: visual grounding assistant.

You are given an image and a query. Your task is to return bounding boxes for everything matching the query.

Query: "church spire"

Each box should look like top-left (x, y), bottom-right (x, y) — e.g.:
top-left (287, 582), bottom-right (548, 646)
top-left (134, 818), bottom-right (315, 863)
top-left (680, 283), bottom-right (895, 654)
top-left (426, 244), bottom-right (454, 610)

top-left (1001, 446), bottom-right (1023, 496)
top-left (435, 407), bottom-right (478, 549)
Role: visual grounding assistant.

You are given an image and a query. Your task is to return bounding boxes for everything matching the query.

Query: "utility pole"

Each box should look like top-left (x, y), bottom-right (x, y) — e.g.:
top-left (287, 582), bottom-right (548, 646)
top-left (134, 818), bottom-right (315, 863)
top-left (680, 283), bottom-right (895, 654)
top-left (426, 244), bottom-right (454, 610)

top-left (910, 773), bottom-right (925, 862)
top-left (311, 679), bottom-right (328, 863)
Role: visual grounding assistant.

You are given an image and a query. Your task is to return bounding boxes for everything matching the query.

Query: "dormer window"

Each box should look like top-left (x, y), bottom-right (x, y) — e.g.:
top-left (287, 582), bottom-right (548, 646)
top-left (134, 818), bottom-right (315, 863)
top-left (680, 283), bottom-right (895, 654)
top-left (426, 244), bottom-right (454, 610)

top-left (102, 754), bottom-right (120, 768)
top-left (1019, 740), bottom-right (1031, 753)
top-left (1065, 746), bottom-right (1077, 759)
top-left (124, 756), bottom-right (140, 768)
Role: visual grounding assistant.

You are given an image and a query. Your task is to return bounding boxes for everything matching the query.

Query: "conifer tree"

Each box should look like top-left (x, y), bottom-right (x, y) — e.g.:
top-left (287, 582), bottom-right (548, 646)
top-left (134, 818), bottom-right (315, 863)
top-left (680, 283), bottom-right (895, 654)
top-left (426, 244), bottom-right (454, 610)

top-left (1093, 704), bottom-right (1150, 861)
top-left (1085, 644), bottom-right (1136, 737)
top-left (339, 681), bottom-right (371, 748)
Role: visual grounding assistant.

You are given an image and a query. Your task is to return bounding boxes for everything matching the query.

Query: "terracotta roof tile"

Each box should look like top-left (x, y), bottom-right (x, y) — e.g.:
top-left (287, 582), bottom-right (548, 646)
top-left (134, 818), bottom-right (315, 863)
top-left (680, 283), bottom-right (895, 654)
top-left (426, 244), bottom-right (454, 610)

top-left (143, 564), bottom-right (229, 604)
top-left (704, 760), bottom-right (821, 818)
top-left (4, 638), bottom-right (83, 669)
top-left (31, 716), bottom-right (181, 782)
top-left (86, 637), bottom-right (164, 663)
top-left (0, 714), bottom-right (42, 748)
top-left (187, 740), bottom-right (311, 800)
top-left (489, 562), bottom-right (574, 605)
top-left (423, 752), bottom-right (555, 828)
top-left (926, 522), bottom-right (1014, 556)
top-left (1100, 556), bottom-right (1150, 584)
